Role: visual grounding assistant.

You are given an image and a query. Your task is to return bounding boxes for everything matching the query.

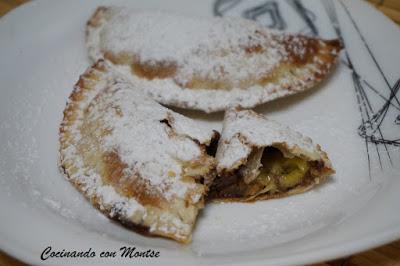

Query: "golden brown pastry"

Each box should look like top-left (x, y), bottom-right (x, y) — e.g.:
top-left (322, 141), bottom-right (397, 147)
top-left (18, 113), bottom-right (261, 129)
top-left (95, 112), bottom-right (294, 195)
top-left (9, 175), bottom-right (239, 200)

top-left (59, 60), bottom-right (218, 243)
top-left (208, 108), bottom-right (334, 202)
top-left (86, 6), bottom-right (342, 113)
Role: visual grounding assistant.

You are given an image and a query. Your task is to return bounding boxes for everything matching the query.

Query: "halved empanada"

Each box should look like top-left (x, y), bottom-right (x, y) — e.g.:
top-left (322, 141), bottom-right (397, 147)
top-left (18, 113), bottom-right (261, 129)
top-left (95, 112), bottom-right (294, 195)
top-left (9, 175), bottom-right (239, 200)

top-left (208, 108), bottom-right (334, 201)
top-left (86, 7), bottom-right (342, 113)
top-left (59, 60), bottom-right (219, 243)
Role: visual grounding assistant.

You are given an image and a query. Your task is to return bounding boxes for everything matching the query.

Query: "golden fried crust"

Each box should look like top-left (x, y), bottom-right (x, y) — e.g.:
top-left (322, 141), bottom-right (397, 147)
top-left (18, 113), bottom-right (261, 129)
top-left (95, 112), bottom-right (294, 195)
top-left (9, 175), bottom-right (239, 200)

top-left (87, 6), bottom-right (109, 28)
top-left (181, 37), bottom-right (342, 91)
top-left (59, 60), bottom-right (217, 243)
top-left (208, 108), bottom-right (335, 202)
top-left (86, 7), bottom-right (343, 112)
top-left (101, 37), bottom-right (342, 91)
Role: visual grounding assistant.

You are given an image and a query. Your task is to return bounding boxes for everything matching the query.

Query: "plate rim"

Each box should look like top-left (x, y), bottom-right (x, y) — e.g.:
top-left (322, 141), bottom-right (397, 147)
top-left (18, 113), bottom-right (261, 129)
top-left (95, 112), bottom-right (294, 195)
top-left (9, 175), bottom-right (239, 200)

top-left (0, 0), bottom-right (400, 265)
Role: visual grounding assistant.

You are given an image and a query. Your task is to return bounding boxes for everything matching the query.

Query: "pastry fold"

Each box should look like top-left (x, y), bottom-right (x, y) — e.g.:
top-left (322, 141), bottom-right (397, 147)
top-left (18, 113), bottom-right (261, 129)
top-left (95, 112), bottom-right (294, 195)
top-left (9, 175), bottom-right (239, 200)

top-left (86, 7), bottom-right (342, 113)
top-left (59, 60), bottom-right (218, 243)
top-left (208, 108), bottom-right (334, 202)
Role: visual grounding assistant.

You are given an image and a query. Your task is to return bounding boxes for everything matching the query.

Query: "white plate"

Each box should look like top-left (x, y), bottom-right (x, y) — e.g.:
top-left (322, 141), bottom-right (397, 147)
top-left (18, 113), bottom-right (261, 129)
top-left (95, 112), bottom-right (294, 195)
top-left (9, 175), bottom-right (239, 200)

top-left (0, 0), bottom-right (399, 265)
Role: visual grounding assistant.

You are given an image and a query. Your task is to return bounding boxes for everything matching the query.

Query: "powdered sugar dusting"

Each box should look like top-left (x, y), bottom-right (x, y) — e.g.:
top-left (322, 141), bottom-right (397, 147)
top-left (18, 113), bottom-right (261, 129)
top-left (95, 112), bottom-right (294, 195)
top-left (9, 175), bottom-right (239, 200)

top-left (96, 8), bottom-right (285, 85)
top-left (59, 61), bottom-right (216, 241)
top-left (87, 81), bottom-right (212, 200)
top-left (96, 185), bottom-right (143, 218)
top-left (86, 7), bottom-right (341, 112)
top-left (216, 109), bottom-right (331, 170)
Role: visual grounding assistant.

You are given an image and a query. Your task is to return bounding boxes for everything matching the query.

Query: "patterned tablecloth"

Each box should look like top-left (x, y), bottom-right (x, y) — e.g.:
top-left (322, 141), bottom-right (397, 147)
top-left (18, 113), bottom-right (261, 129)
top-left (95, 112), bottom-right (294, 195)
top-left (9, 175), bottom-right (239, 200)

top-left (0, 1), bottom-right (399, 265)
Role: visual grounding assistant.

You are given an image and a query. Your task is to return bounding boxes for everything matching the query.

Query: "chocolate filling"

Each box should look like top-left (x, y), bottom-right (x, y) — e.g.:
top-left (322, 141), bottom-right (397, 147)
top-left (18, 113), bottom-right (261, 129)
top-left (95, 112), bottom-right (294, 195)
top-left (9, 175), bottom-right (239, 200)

top-left (208, 147), bottom-right (324, 200)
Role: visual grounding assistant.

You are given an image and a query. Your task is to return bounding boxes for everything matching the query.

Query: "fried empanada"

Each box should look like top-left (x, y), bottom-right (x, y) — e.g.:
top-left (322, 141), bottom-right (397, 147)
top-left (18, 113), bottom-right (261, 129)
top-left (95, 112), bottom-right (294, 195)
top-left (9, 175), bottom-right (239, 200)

top-left (59, 60), bottom-right (218, 243)
top-left (208, 108), bottom-right (334, 201)
top-left (86, 7), bottom-right (342, 113)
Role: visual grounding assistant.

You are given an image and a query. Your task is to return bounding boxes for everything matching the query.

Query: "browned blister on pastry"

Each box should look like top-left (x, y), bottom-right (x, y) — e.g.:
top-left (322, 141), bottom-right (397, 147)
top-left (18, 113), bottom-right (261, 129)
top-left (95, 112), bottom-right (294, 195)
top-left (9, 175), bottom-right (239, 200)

top-left (208, 108), bottom-right (334, 202)
top-left (86, 7), bottom-right (342, 113)
top-left (59, 60), bottom-right (218, 243)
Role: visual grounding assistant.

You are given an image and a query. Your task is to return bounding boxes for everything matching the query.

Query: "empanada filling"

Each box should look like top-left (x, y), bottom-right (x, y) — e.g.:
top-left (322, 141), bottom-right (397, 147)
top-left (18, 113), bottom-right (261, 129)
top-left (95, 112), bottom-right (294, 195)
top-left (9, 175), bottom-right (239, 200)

top-left (209, 147), bottom-right (323, 200)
